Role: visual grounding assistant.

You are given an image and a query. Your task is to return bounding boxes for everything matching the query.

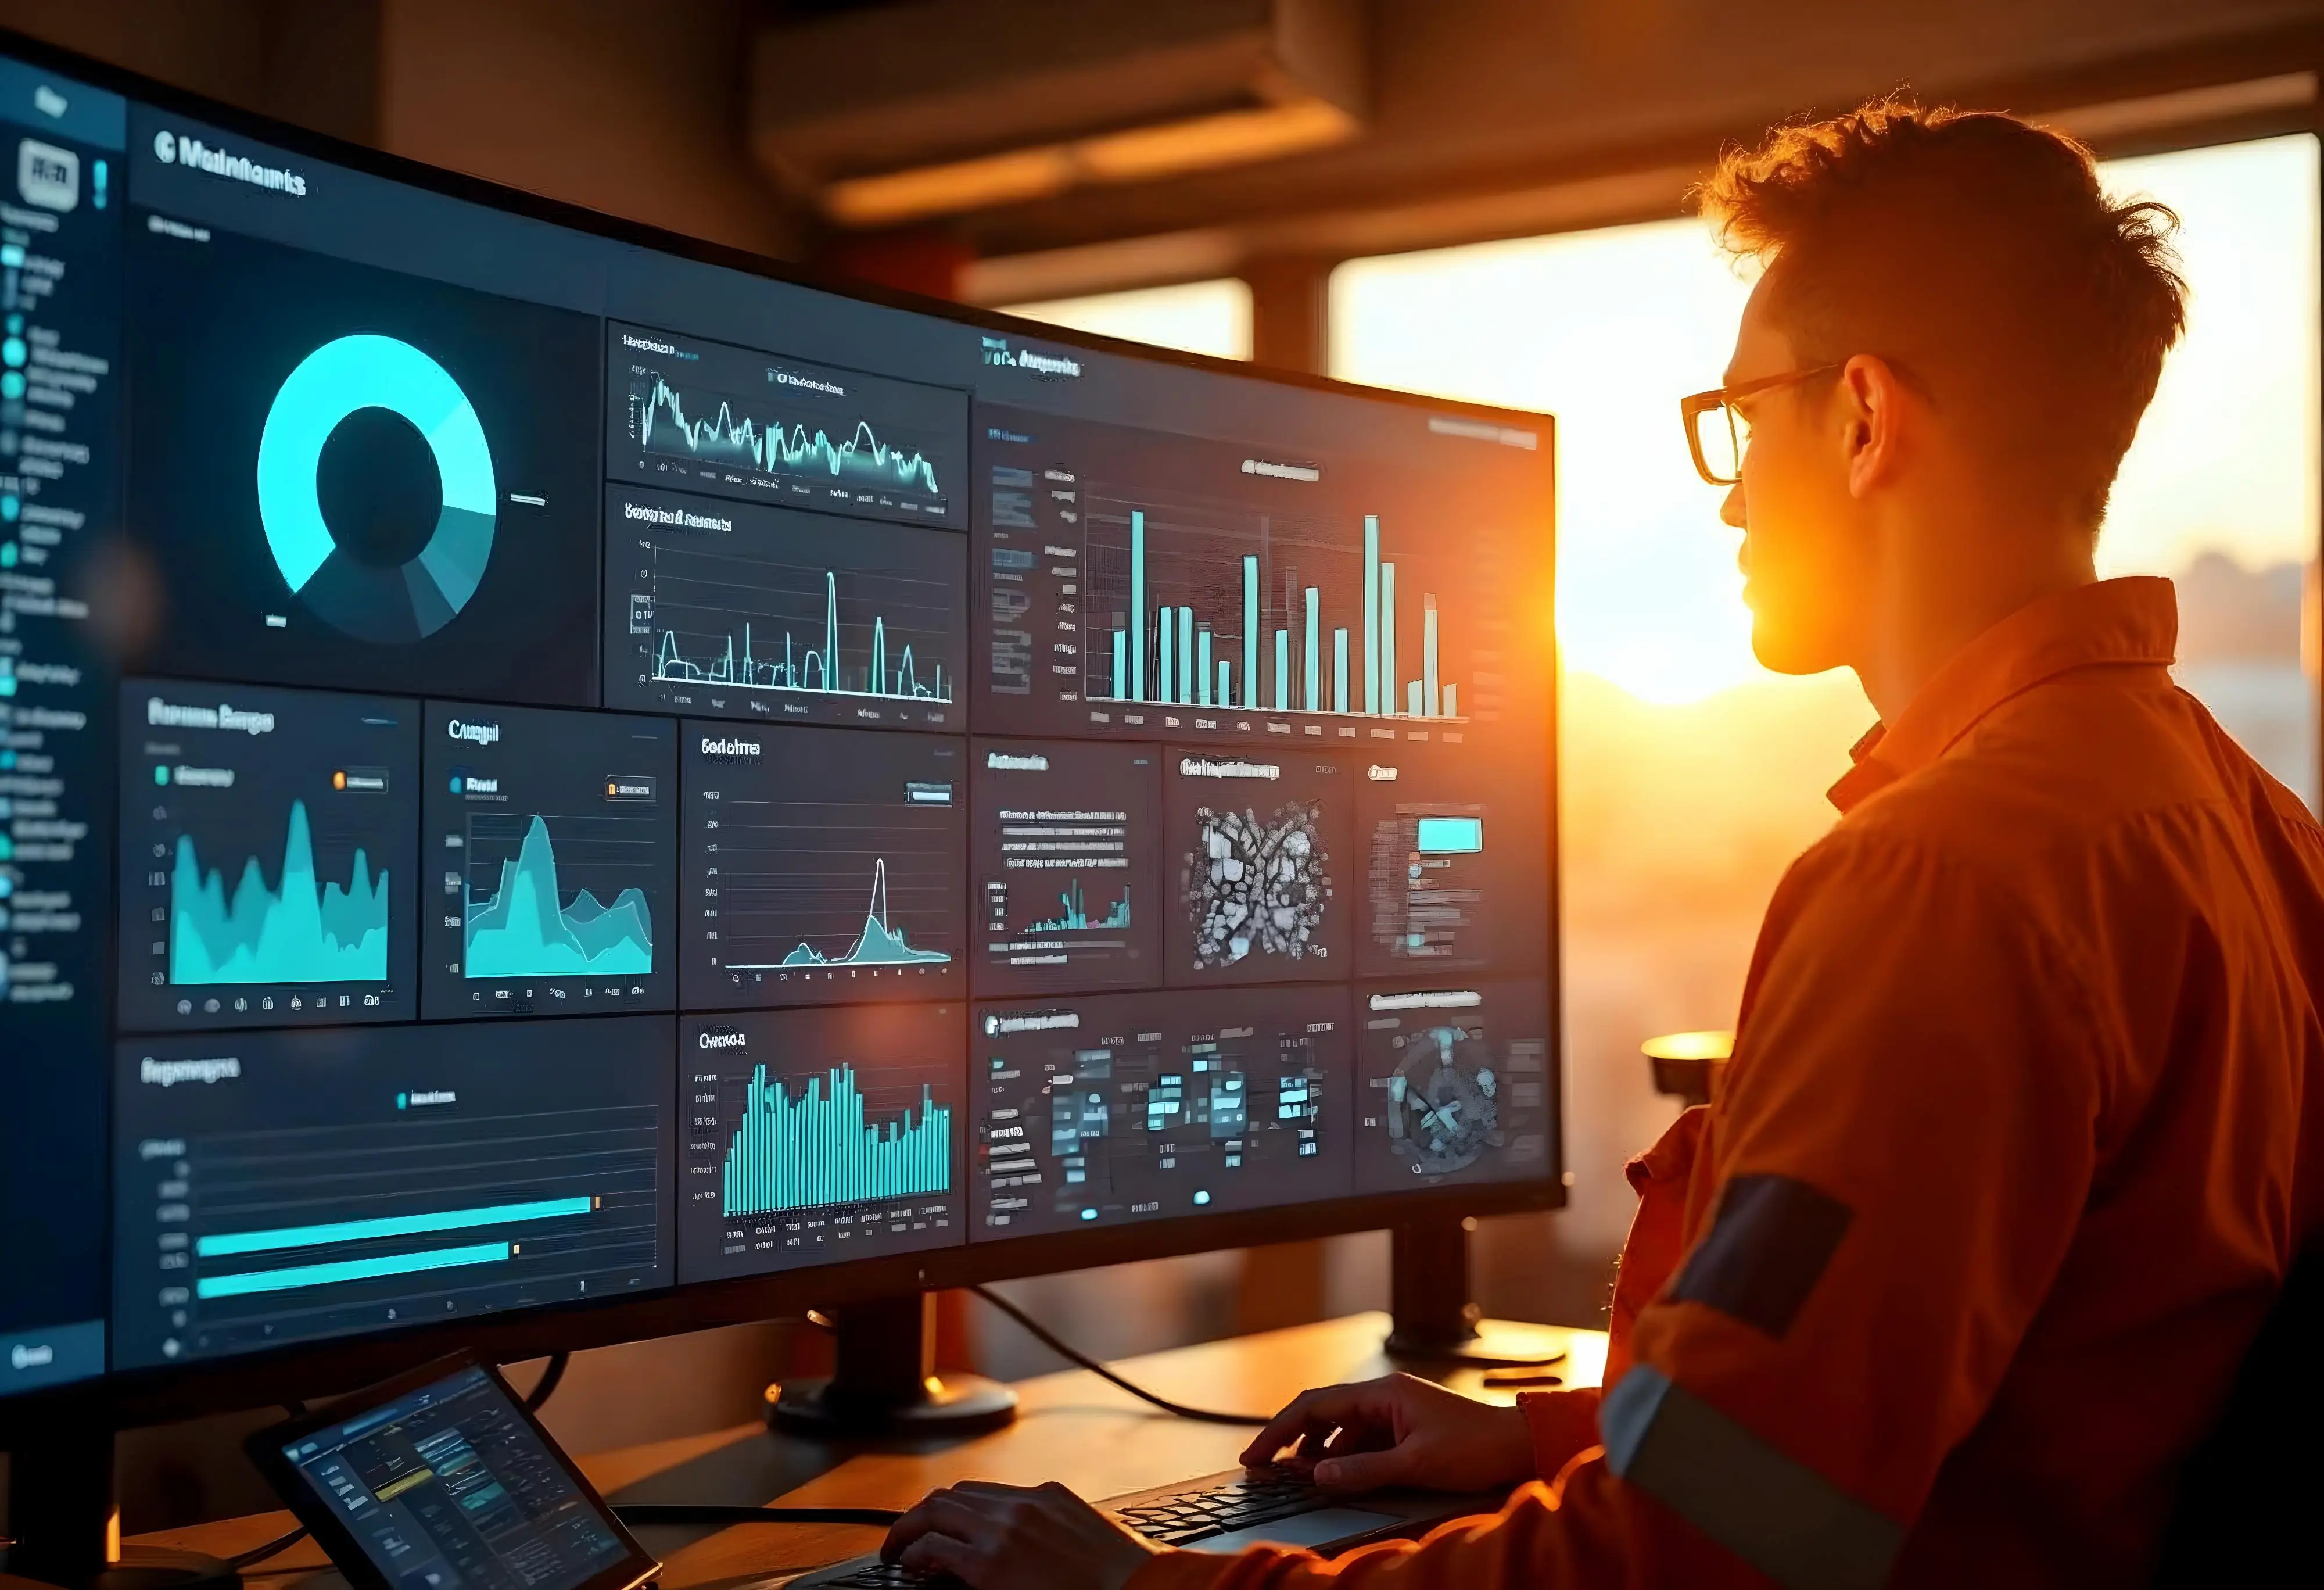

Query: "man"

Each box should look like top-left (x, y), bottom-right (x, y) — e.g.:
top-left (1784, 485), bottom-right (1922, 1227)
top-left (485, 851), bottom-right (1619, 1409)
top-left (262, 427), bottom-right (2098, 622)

top-left (882, 101), bottom-right (2324, 1588)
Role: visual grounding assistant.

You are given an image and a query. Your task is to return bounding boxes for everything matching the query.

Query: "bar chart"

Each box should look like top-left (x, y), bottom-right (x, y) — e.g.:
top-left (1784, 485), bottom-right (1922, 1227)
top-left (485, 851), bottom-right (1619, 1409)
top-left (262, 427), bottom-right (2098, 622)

top-left (679, 1004), bottom-right (965, 1280)
top-left (1101, 510), bottom-right (1462, 722)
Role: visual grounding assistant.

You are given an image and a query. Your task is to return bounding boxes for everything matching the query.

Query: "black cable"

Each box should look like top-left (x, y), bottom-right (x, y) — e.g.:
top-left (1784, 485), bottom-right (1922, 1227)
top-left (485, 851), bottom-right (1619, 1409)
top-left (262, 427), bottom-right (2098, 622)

top-left (523, 1351), bottom-right (571, 1413)
top-left (968, 1284), bottom-right (1269, 1426)
top-left (615, 1505), bottom-right (903, 1527)
top-left (227, 1525), bottom-right (310, 1571)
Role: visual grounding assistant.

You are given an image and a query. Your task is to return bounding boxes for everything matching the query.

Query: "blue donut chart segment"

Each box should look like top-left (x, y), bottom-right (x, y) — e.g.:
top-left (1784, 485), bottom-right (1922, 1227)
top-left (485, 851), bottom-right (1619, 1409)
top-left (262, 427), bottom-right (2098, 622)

top-left (255, 334), bottom-right (497, 643)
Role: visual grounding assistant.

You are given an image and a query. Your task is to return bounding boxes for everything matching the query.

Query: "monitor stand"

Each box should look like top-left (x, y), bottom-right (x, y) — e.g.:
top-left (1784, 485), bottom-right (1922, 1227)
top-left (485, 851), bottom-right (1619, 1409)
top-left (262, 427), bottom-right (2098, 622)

top-left (1383, 1217), bottom-right (1571, 1368)
top-left (766, 1293), bottom-right (1017, 1439)
top-left (4, 1411), bottom-right (239, 1590)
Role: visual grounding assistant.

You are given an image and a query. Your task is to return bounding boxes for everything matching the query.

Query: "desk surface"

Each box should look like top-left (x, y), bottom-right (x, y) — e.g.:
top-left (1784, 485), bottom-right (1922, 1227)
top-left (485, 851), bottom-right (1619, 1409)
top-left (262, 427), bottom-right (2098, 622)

top-left (144, 1313), bottom-right (1605, 1588)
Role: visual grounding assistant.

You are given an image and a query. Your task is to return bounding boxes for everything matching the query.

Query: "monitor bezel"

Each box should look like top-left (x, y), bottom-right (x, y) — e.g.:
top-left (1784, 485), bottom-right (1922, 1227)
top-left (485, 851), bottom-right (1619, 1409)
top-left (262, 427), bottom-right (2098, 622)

top-left (0, 23), bottom-right (1563, 1437)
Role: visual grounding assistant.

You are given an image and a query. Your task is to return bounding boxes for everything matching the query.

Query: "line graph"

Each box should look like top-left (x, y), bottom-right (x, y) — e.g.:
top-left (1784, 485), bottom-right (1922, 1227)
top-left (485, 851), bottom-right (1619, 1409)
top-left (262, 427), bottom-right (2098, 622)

top-left (608, 323), bottom-right (966, 530)
top-left (605, 485), bottom-right (965, 731)
top-left (684, 722), bottom-right (964, 1007)
top-left (653, 569), bottom-right (950, 703)
top-left (462, 813), bottom-right (655, 978)
top-left (632, 375), bottom-right (943, 496)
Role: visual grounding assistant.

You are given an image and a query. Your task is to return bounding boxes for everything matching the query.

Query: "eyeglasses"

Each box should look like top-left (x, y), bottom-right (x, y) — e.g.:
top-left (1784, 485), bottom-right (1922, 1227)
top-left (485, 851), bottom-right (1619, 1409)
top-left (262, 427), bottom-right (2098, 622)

top-left (1679, 363), bottom-right (1845, 486)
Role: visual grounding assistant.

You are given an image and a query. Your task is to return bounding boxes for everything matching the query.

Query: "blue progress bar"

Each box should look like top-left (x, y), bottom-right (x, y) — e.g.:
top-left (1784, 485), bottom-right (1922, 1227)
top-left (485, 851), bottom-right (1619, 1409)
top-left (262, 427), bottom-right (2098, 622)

top-left (197, 1241), bottom-right (512, 1300)
top-left (194, 1197), bottom-right (593, 1258)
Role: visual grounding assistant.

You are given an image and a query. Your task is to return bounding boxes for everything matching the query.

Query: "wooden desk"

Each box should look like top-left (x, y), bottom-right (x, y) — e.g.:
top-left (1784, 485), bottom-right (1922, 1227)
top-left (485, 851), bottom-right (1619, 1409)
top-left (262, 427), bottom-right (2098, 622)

top-left (138, 1313), bottom-right (1605, 1588)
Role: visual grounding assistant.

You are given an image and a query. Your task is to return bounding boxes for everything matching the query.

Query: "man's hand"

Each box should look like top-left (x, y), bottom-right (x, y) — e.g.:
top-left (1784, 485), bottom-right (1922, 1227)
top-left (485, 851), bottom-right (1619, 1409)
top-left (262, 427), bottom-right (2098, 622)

top-left (883, 1480), bottom-right (1163, 1589)
top-left (1240, 1373), bottom-right (1537, 1494)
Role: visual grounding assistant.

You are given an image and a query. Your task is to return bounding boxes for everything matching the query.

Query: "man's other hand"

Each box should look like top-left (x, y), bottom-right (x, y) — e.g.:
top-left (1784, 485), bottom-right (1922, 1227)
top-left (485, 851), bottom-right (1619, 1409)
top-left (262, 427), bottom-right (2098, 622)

top-left (883, 1480), bottom-right (1163, 1589)
top-left (1240, 1373), bottom-right (1536, 1494)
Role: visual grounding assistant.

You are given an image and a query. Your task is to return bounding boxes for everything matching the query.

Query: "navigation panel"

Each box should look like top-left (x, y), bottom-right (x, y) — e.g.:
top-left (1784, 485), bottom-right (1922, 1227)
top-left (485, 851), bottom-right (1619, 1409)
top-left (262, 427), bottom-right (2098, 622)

top-left (116, 682), bottom-right (419, 1032)
top-left (682, 722), bottom-right (965, 1008)
top-left (679, 1002), bottom-right (964, 1280)
top-left (112, 1017), bottom-right (673, 1369)
top-left (421, 704), bottom-right (677, 1019)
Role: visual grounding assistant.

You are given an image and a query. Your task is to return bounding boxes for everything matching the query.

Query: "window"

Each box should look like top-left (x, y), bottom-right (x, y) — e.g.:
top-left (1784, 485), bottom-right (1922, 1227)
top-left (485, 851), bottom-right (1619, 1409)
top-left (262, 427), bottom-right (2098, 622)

top-left (999, 278), bottom-right (1254, 363)
top-left (1330, 135), bottom-right (2323, 1319)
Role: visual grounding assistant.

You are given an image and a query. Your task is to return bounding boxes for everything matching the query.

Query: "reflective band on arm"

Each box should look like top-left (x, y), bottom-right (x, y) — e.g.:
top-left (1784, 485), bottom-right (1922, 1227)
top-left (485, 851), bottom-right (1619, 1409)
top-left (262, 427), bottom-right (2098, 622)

top-left (1602, 1366), bottom-right (1903, 1590)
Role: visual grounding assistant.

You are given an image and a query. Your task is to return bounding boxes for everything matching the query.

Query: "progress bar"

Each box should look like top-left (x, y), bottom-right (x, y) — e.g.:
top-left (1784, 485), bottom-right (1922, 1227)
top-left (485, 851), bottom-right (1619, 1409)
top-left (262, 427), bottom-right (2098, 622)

top-left (198, 1241), bottom-right (514, 1300)
top-left (193, 1196), bottom-right (595, 1258)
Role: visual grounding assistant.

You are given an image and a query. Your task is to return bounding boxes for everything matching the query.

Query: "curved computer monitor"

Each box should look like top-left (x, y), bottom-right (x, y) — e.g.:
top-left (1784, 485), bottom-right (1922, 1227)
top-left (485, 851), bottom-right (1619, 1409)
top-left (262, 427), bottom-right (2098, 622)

top-left (0, 27), bottom-right (1559, 1434)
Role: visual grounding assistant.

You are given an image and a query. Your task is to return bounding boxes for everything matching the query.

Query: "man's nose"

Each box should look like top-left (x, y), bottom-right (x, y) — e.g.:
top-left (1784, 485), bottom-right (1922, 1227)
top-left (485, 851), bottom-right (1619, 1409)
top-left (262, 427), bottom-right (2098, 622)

top-left (1720, 481), bottom-right (1746, 529)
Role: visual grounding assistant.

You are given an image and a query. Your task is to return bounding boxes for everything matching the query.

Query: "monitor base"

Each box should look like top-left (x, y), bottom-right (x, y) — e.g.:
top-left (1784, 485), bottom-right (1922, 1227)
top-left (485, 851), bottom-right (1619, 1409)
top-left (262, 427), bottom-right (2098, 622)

top-left (764, 1293), bottom-right (1019, 1439)
top-left (3, 1413), bottom-right (243, 1590)
top-left (1383, 1217), bottom-right (1567, 1369)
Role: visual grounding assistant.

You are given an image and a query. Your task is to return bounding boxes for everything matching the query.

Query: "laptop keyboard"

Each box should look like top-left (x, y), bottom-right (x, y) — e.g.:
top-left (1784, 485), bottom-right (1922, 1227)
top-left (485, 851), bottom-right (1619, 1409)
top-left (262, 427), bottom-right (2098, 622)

top-left (813, 1474), bottom-right (1330, 1584)
top-left (1112, 1473), bottom-right (1325, 1545)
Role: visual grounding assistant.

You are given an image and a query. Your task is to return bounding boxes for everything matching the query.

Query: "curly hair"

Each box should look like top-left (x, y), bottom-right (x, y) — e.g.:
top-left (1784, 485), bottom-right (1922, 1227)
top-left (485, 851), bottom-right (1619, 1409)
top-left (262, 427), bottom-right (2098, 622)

top-left (1698, 100), bottom-right (2188, 529)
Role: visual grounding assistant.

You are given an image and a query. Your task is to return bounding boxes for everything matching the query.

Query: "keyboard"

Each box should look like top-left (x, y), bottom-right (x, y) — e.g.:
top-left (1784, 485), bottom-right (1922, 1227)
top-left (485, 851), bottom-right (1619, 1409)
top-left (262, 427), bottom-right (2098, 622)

top-left (1110, 1473), bottom-right (1327, 1546)
top-left (790, 1467), bottom-right (1498, 1587)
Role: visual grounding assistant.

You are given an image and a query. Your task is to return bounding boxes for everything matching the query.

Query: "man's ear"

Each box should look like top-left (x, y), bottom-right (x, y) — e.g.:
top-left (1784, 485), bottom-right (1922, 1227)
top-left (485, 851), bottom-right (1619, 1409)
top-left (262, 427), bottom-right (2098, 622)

top-left (1841, 354), bottom-right (1910, 500)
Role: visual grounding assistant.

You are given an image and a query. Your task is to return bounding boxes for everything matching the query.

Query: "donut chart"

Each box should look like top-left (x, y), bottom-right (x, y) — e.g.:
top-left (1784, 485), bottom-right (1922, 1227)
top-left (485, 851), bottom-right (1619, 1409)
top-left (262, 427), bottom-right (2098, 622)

top-left (256, 334), bottom-right (497, 643)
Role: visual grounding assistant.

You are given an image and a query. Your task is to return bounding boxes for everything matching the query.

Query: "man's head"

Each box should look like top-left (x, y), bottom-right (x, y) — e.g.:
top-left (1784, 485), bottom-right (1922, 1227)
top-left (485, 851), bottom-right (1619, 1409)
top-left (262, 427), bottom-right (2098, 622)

top-left (1697, 102), bottom-right (2188, 685)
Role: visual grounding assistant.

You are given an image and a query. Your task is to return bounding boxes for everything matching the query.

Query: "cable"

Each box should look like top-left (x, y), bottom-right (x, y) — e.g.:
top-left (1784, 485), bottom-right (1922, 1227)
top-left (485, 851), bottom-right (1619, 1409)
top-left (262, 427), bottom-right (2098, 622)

top-left (968, 1284), bottom-right (1269, 1427)
top-left (523, 1351), bottom-right (571, 1413)
top-left (615, 1505), bottom-right (903, 1527)
top-left (227, 1525), bottom-right (310, 1571)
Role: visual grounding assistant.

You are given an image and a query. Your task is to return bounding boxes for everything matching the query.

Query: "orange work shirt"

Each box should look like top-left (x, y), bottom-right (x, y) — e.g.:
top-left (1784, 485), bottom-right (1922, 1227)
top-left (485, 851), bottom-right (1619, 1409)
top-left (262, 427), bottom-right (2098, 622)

top-left (1130, 577), bottom-right (2324, 1590)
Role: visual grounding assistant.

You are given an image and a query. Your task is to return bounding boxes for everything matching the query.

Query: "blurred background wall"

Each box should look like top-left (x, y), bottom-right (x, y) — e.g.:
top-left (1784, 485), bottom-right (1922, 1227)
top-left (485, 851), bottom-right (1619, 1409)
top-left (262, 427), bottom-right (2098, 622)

top-left (0, 0), bottom-right (2315, 1533)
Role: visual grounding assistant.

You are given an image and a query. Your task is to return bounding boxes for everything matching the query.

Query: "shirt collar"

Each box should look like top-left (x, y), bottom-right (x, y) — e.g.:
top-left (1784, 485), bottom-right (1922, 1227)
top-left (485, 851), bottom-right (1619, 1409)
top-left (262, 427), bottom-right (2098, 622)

top-left (1826, 576), bottom-right (2179, 814)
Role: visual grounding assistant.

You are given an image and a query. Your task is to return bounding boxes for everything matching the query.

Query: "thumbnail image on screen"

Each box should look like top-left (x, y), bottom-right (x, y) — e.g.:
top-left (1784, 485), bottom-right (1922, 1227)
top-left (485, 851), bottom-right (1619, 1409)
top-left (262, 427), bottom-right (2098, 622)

top-left (1164, 748), bottom-right (1350, 986)
top-left (602, 483), bottom-right (966, 732)
top-left (682, 722), bottom-right (966, 1008)
top-left (421, 704), bottom-right (677, 1019)
top-left (973, 404), bottom-right (1539, 749)
top-left (121, 221), bottom-right (602, 706)
top-left (112, 1018), bottom-right (674, 1369)
top-left (679, 1002), bottom-right (965, 1280)
top-left (1353, 981), bottom-right (1554, 1193)
top-left (608, 322), bottom-right (966, 530)
top-left (971, 985), bottom-right (1352, 1237)
top-left (1357, 751), bottom-right (1550, 979)
top-left (970, 738), bottom-right (1160, 997)
top-left (116, 681), bottom-right (420, 1032)
top-left (278, 1363), bottom-right (636, 1590)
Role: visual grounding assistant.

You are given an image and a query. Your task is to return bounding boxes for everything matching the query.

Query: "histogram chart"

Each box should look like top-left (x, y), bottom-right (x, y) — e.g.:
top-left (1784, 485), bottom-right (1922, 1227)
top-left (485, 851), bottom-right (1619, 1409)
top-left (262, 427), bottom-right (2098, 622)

top-left (971, 739), bottom-right (1160, 997)
top-left (111, 1019), bottom-right (674, 1368)
top-left (1354, 980), bottom-right (1552, 1192)
top-left (421, 706), bottom-right (676, 1018)
top-left (608, 323), bottom-right (966, 529)
top-left (679, 1005), bottom-right (964, 1279)
top-left (604, 485), bottom-right (964, 731)
top-left (682, 722), bottom-right (965, 1008)
top-left (973, 404), bottom-right (1541, 747)
top-left (971, 986), bottom-right (1354, 1237)
top-left (118, 682), bottom-right (419, 1031)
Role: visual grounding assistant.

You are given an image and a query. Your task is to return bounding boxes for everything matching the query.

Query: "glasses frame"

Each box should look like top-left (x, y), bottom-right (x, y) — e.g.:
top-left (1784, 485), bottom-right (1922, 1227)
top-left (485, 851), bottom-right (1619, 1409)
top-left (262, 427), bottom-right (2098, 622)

top-left (1680, 362), bottom-right (1847, 485)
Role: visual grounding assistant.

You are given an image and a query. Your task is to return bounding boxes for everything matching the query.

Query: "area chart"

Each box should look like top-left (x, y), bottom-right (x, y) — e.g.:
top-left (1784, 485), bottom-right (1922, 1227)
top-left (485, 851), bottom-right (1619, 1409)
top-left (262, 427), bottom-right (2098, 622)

top-left (608, 323), bottom-right (967, 529)
top-left (422, 704), bottom-right (677, 1018)
top-left (682, 722), bottom-right (965, 1008)
top-left (118, 681), bottom-right (419, 1031)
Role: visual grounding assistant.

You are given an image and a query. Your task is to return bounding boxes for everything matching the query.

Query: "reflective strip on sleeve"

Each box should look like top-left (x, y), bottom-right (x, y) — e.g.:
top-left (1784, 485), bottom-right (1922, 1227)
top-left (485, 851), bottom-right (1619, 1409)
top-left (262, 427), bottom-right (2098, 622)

top-left (1601, 1366), bottom-right (1903, 1590)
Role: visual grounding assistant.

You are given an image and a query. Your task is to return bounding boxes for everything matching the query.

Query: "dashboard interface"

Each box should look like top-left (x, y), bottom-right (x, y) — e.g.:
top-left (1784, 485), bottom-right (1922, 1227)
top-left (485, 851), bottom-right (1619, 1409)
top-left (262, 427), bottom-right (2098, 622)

top-left (0, 43), bottom-right (1556, 1401)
